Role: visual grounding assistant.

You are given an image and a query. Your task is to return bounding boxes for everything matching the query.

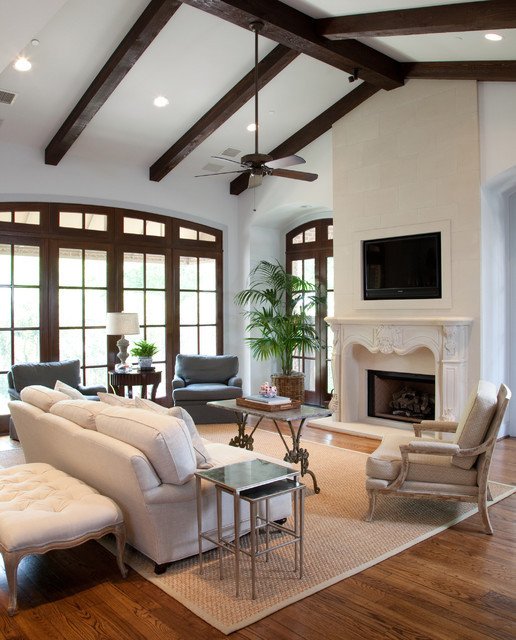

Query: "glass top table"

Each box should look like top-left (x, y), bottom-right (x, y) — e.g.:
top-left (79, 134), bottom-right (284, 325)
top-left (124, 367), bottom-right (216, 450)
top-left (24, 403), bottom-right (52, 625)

top-left (207, 399), bottom-right (331, 494)
top-left (195, 459), bottom-right (304, 599)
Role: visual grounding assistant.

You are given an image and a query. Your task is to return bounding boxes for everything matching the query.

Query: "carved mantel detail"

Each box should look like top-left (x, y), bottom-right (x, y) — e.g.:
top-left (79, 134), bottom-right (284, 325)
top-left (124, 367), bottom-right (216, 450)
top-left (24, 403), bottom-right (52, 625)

top-left (373, 325), bottom-right (402, 354)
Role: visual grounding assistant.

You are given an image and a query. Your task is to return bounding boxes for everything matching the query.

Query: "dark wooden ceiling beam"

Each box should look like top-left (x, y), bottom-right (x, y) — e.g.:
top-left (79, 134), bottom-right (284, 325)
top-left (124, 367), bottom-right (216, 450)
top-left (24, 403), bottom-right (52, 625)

top-left (45, 0), bottom-right (182, 166)
top-left (179, 0), bottom-right (403, 90)
top-left (230, 83), bottom-right (380, 195)
top-left (317, 0), bottom-right (516, 39)
top-left (402, 60), bottom-right (516, 81)
top-left (150, 45), bottom-right (298, 182)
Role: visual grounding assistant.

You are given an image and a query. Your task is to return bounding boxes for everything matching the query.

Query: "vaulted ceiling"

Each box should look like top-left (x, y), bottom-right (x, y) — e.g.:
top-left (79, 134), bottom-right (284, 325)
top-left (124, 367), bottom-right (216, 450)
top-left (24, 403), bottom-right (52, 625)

top-left (1, 0), bottom-right (515, 196)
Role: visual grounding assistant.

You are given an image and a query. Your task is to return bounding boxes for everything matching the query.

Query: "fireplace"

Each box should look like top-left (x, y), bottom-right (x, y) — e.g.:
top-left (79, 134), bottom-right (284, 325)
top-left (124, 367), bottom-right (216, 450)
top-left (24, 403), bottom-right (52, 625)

top-left (367, 370), bottom-right (435, 424)
top-left (315, 317), bottom-right (473, 437)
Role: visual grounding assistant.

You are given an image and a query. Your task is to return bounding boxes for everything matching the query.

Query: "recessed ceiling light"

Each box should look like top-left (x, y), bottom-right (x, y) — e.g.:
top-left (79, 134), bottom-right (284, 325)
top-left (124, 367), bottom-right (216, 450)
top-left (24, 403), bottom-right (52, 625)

top-left (153, 95), bottom-right (169, 107)
top-left (246, 123), bottom-right (257, 132)
top-left (31, 39), bottom-right (40, 47)
top-left (13, 57), bottom-right (31, 72)
top-left (485, 33), bottom-right (503, 41)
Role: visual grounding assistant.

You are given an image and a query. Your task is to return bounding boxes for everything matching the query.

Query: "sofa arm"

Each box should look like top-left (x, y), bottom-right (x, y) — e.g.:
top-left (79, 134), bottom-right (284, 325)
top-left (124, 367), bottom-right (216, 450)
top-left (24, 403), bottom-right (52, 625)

top-left (172, 376), bottom-right (186, 390)
top-left (78, 384), bottom-right (107, 396)
top-left (228, 376), bottom-right (242, 388)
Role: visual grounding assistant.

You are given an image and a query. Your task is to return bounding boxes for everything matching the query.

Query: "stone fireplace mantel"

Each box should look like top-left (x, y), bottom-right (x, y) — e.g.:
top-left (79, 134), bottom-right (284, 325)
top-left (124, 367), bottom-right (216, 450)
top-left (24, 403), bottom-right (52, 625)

top-left (312, 316), bottom-right (473, 439)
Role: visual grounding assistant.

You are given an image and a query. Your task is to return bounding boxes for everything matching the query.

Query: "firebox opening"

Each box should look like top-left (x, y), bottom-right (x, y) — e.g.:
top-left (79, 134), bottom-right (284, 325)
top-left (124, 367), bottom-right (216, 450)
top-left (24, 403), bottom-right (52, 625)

top-left (367, 370), bottom-right (435, 423)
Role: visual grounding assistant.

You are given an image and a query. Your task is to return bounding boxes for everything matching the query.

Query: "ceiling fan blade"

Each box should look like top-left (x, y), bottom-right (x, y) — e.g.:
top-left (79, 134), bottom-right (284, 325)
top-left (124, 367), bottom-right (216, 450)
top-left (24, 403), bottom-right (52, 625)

top-left (270, 168), bottom-right (318, 182)
top-left (248, 173), bottom-right (263, 189)
top-left (195, 169), bottom-right (248, 177)
top-left (266, 154), bottom-right (306, 169)
top-left (211, 155), bottom-right (243, 166)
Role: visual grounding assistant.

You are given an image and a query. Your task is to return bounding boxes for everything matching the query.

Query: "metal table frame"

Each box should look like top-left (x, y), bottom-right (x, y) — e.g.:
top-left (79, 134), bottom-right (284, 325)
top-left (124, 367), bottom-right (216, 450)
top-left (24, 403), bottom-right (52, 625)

top-left (208, 400), bottom-right (331, 494)
top-left (195, 464), bottom-right (304, 600)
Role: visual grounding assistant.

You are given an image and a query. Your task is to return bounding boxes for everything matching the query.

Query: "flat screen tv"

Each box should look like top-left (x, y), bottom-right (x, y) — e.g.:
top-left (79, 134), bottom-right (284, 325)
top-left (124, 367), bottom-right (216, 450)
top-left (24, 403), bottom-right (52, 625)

top-left (363, 232), bottom-right (441, 300)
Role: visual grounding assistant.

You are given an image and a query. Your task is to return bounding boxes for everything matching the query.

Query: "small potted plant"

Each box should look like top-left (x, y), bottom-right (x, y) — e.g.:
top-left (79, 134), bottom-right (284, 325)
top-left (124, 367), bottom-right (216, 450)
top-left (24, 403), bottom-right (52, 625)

top-left (130, 339), bottom-right (158, 370)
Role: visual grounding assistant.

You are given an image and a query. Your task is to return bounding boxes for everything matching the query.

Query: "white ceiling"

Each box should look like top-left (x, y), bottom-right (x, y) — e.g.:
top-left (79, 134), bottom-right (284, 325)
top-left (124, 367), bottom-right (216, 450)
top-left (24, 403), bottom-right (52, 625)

top-left (1, 0), bottom-right (515, 188)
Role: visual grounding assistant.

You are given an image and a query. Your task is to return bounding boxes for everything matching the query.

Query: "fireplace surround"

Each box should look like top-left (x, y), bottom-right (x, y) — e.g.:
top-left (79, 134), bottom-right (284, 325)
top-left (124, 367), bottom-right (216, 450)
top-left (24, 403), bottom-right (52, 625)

top-left (313, 317), bottom-right (472, 438)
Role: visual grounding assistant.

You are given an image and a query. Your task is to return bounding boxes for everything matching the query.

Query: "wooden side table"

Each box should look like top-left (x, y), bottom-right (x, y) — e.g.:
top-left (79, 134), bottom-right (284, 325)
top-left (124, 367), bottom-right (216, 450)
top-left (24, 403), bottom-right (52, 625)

top-left (108, 369), bottom-right (162, 400)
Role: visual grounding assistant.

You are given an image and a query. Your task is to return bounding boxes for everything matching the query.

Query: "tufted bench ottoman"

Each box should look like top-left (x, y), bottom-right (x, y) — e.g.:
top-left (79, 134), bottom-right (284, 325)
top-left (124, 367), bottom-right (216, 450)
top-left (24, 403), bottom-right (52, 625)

top-left (0, 463), bottom-right (127, 615)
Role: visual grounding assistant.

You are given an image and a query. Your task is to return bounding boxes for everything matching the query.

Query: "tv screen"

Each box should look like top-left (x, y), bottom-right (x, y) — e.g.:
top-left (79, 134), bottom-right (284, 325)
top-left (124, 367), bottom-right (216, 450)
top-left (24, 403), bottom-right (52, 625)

top-left (363, 232), bottom-right (441, 300)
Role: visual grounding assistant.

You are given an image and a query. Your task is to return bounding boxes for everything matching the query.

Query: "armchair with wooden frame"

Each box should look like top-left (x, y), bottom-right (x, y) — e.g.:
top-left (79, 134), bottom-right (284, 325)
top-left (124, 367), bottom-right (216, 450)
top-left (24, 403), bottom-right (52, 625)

top-left (365, 381), bottom-right (511, 534)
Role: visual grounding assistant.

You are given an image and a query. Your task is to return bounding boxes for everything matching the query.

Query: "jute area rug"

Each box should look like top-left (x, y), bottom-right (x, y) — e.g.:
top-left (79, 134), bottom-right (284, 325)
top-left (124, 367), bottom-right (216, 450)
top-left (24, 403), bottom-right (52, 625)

top-left (2, 429), bottom-right (514, 635)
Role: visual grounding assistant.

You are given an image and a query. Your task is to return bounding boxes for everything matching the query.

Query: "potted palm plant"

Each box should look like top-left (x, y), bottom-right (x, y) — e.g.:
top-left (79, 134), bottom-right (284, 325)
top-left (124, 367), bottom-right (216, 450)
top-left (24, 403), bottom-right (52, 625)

top-left (234, 260), bottom-right (324, 402)
top-left (130, 339), bottom-right (158, 370)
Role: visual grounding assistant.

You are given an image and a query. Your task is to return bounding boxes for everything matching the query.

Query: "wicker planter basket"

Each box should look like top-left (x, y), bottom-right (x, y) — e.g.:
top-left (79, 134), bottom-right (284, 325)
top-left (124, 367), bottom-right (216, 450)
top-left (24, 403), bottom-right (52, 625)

top-left (271, 372), bottom-right (305, 403)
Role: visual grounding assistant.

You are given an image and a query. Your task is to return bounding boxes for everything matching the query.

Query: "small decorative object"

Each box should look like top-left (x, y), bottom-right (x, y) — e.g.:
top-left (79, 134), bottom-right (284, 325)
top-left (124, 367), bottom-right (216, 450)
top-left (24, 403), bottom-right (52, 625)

top-left (259, 382), bottom-right (277, 398)
top-left (130, 339), bottom-right (159, 370)
top-left (106, 312), bottom-right (140, 372)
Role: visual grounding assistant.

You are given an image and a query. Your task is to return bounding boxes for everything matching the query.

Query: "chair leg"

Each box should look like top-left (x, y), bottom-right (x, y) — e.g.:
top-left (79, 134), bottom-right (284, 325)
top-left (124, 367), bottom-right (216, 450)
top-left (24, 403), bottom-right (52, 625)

top-left (478, 492), bottom-right (493, 535)
top-left (365, 490), bottom-right (377, 522)
top-left (2, 550), bottom-right (23, 616)
top-left (113, 523), bottom-right (128, 578)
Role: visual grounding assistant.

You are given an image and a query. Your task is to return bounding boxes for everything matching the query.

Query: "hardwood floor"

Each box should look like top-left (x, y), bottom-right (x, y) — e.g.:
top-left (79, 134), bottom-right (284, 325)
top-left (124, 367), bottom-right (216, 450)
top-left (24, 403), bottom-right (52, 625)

top-left (0, 425), bottom-right (514, 640)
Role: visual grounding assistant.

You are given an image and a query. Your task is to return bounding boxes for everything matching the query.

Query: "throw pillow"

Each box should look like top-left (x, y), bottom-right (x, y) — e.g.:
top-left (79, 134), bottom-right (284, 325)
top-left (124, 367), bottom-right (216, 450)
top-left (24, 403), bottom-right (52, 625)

top-left (98, 392), bottom-right (135, 407)
top-left (134, 397), bottom-right (212, 468)
top-left (54, 379), bottom-right (84, 399)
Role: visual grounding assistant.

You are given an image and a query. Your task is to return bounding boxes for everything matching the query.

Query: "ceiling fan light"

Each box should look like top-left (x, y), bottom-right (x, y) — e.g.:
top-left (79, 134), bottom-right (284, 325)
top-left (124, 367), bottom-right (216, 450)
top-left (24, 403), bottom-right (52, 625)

top-left (153, 95), bottom-right (169, 107)
top-left (13, 57), bottom-right (31, 72)
top-left (246, 123), bottom-right (257, 132)
top-left (484, 33), bottom-right (503, 41)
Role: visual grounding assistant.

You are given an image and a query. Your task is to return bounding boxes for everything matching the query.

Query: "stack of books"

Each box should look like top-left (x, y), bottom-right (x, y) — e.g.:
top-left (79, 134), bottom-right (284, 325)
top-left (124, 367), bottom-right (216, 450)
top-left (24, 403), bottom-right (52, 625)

top-left (236, 394), bottom-right (298, 411)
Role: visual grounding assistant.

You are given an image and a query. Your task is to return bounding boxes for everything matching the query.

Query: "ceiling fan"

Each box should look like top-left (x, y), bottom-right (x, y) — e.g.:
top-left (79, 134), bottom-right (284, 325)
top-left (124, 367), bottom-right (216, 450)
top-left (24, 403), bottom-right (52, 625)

top-left (196, 21), bottom-right (318, 189)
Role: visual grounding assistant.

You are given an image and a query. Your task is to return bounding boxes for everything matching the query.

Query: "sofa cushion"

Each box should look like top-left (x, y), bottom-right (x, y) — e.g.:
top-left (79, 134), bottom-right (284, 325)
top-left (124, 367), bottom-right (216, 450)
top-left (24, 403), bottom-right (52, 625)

top-left (134, 397), bottom-right (212, 468)
top-left (96, 407), bottom-right (196, 485)
top-left (54, 379), bottom-right (83, 399)
top-left (173, 383), bottom-right (242, 401)
top-left (20, 385), bottom-right (70, 412)
top-left (176, 354), bottom-right (238, 385)
top-left (50, 399), bottom-right (107, 430)
top-left (453, 380), bottom-right (498, 470)
top-left (97, 392), bottom-right (135, 407)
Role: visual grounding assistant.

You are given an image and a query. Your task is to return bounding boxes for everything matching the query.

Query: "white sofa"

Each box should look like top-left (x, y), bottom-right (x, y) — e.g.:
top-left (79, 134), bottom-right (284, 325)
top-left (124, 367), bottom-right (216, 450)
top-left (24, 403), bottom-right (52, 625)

top-left (8, 386), bottom-right (291, 573)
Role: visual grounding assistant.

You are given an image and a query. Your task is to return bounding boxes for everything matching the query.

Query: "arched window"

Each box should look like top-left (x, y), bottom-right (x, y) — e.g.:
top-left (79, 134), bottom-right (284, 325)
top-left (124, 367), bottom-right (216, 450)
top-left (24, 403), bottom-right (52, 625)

top-left (0, 205), bottom-right (223, 414)
top-left (286, 219), bottom-right (333, 406)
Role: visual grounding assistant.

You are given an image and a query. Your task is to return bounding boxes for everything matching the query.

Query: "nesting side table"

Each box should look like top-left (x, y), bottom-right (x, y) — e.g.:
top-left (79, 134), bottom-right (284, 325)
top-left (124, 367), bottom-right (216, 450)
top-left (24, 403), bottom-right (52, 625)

top-left (196, 459), bottom-right (305, 599)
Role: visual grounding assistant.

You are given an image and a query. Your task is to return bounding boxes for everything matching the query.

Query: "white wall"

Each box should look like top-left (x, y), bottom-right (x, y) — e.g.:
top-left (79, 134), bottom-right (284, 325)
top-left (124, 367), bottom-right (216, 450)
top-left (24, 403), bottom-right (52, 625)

top-left (478, 83), bottom-right (516, 437)
top-left (332, 80), bottom-right (482, 384)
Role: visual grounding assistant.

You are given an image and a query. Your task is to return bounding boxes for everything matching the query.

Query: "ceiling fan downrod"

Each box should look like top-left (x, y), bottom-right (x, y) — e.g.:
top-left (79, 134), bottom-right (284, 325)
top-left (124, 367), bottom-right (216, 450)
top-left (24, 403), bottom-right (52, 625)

top-left (249, 21), bottom-right (264, 156)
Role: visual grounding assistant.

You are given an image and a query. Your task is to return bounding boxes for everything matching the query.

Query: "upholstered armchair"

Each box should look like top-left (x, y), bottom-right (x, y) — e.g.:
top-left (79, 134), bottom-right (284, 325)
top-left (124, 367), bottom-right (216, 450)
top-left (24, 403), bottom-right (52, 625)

top-left (172, 354), bottom-right (242, 424)
top-left (365, 381), bottom-right (511, 534)
top-left (7, 359), bottom-right (107, 439)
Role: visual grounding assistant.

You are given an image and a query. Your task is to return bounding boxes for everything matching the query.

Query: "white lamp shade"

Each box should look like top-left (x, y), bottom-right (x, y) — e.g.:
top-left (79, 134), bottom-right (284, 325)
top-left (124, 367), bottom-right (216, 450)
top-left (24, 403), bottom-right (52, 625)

top-left (106, 312), bottom-right (140, 336)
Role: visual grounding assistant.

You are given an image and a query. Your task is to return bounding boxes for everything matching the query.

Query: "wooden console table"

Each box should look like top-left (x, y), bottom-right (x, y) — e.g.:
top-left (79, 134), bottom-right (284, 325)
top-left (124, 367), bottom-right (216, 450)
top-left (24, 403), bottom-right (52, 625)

top-left (108, 369), bottom-right (161, 400)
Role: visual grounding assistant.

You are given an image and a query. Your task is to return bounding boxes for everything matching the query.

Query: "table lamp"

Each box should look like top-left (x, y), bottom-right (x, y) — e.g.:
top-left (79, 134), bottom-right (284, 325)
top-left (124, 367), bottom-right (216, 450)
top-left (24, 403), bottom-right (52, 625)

top-left (106, 312), bottom-right (140, 372)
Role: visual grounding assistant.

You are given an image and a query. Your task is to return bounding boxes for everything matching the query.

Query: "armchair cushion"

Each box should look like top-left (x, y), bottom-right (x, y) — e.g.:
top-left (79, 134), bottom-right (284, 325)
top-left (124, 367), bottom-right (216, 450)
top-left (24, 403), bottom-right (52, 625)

top-left (452, 380), bottom-right (497, 469)
top-left (10, 359), bottom-right (81, 392)
top-left (366, 433), bottom-right (478, 485)
top-left (175, 354), bottom-right (239, 385)
top-left (173, 383), bottom-right (242, 402)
